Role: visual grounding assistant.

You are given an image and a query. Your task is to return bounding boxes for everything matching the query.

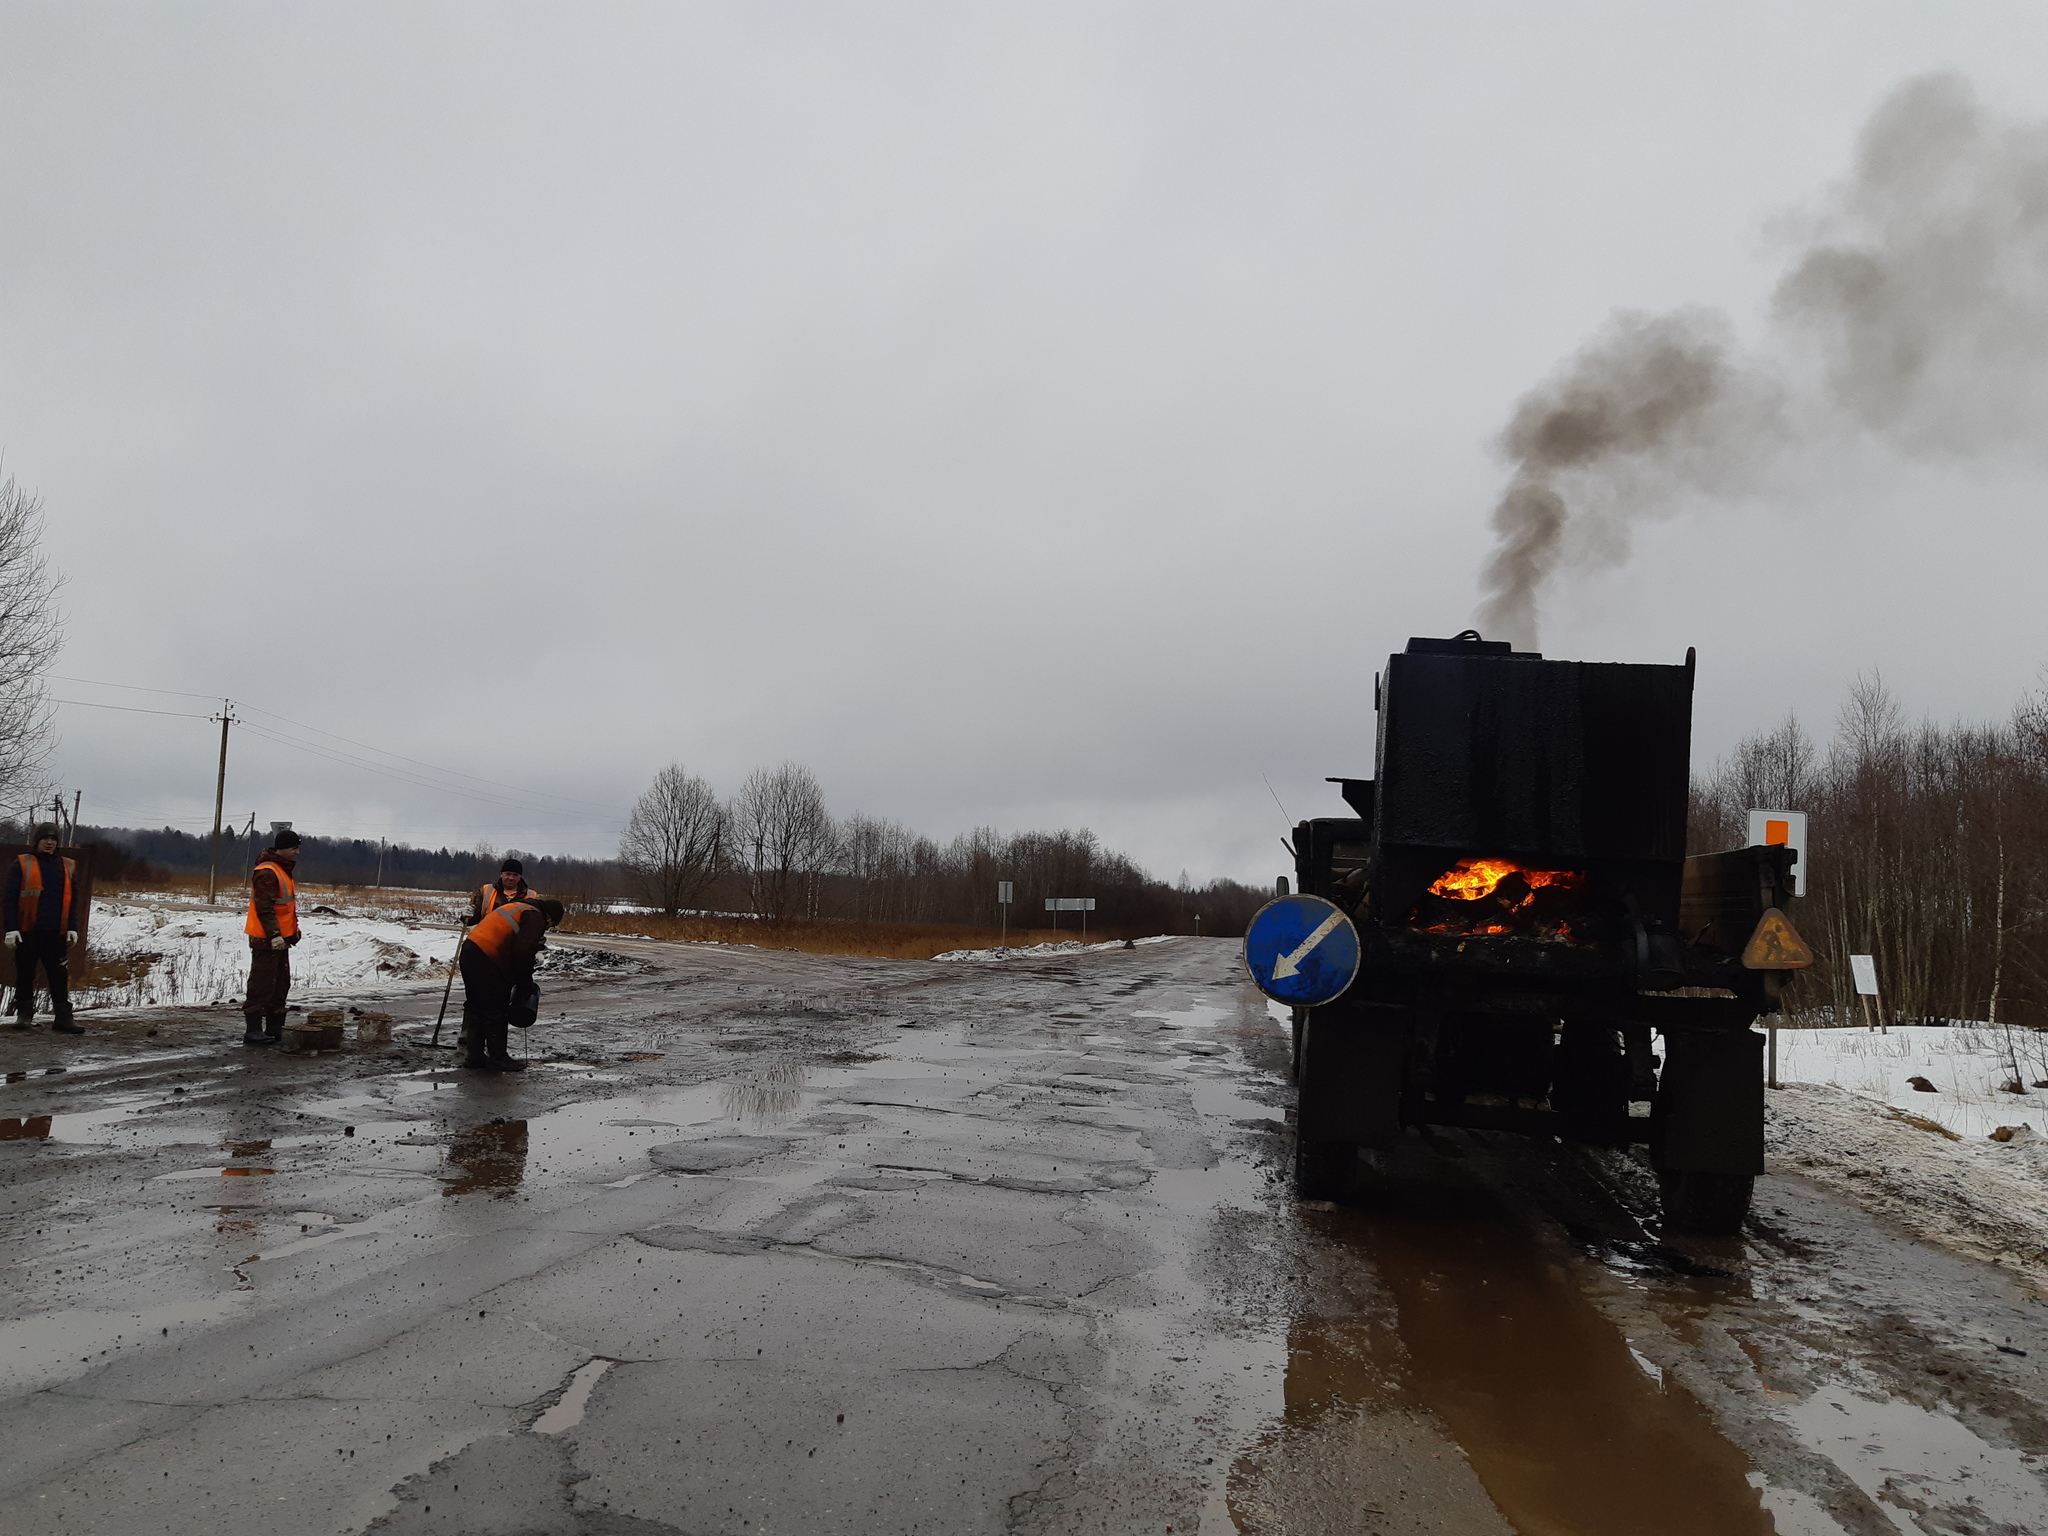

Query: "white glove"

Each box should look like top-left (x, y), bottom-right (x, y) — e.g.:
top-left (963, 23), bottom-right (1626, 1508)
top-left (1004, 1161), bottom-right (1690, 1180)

top-left (3, 932), bottom-right (16, 949)
top-left (269, 935), bottom-right (288, 952)
top-left (65, 931), bottom-right (76, 945)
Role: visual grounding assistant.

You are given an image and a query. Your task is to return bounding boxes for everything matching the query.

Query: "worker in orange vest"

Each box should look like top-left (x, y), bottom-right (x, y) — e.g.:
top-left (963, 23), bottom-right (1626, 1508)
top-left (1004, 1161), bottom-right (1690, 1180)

top-left (458, 896), bottom-right (564, 1072)
top-left (4, 824), bottom-right (85, 1034)
top-left (468, 858), bottom-right (536, 926)
top-left (243, 829), bottom-right (303, 1046)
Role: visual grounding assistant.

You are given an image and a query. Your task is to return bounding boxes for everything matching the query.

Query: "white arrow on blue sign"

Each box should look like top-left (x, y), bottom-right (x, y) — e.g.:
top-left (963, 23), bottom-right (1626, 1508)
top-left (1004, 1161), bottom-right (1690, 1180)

top-left (1243, 894), bottom-right (1361, 1006)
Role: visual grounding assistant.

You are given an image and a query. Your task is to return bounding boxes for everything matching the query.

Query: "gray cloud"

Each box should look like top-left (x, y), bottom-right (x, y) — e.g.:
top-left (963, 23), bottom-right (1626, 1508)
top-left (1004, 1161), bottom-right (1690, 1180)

top-left (3, 13), bottom-right (2048, 883)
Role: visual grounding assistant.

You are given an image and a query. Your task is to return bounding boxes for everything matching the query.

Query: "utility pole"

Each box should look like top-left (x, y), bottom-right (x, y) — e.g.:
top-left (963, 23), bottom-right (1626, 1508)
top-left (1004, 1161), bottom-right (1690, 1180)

top-left (206, 700), bottom-right (237, 905)
top-left (50, 793), bottom-right (64, 842)
top-left (376, 838), bottom-right (386, 889)
top-left (69, 791), bottom-right (81, 840)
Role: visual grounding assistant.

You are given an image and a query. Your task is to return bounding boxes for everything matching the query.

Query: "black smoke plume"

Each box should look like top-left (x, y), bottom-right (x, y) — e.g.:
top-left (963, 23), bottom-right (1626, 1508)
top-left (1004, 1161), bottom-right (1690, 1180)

top-left (1477, 74), bottom-right (2048, 649)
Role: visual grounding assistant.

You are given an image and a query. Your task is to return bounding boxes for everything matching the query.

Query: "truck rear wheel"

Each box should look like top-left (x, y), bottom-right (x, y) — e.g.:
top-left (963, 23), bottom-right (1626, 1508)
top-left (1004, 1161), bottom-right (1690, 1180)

top-left (1295, 1139), bottom-right (1356, 1200)
top-left (1657, 1169), bottom-right (1754, 1235)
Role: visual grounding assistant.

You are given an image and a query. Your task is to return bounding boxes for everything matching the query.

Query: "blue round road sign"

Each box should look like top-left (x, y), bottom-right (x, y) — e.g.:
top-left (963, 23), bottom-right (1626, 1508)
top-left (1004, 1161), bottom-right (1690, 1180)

top-left (1243, 895), bottom-right (1361, 1006)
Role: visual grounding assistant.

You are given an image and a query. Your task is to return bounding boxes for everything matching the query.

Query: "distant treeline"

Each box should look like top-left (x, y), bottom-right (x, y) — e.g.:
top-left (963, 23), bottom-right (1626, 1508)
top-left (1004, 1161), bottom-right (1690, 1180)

top-left (10, 822), bottom-right (623, 905)
top-left (16, 813), bottom-right (1270, 938)
top-left (1691, 673), bottom-right (2048, 1031)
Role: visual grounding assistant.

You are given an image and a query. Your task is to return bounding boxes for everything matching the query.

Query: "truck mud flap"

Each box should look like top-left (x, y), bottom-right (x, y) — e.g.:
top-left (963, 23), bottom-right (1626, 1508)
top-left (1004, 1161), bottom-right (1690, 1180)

top-left (1297, 1010), bottom-right (1404, 1150)
top-left (1652, 1028), bottom-right (1765, 1176)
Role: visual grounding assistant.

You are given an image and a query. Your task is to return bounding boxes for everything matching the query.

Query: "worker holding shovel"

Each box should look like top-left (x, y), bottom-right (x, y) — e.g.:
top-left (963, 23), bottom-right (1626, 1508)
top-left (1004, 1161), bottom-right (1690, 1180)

top-left (457, 896), bottom-right (564, 1072)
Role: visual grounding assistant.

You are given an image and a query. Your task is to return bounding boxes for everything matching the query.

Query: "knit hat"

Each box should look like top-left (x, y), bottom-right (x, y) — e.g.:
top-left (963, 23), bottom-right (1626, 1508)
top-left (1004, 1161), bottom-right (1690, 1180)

top-left (273, 828), bottom-right (302, 850)
top-left (501, 858), bottom-right (524, 875)
top-left (534, 898), bottom-right (565, 927)
top-left (31, 824), bottom-right (57, 844)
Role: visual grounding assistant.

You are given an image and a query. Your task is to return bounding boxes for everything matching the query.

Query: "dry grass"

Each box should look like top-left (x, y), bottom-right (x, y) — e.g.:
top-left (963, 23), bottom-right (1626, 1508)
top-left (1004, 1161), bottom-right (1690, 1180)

top-left (556, 911), bottom-right (1121, 961)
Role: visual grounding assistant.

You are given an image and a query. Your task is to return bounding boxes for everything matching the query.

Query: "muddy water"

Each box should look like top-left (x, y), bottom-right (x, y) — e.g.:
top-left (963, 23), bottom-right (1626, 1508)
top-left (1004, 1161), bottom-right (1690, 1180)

top-left (1280, 1172), bottom-right (1773, 1536)
top-left (441, 1117), bottom-right (528, 1196)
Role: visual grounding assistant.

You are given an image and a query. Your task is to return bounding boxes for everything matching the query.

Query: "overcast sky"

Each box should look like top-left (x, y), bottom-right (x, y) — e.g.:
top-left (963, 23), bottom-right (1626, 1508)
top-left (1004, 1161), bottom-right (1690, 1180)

top-left (3, 3), bottom-right (2046, 883)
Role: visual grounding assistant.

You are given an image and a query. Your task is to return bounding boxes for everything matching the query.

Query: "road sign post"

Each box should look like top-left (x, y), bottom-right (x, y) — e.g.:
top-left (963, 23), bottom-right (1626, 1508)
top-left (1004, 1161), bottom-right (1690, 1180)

top-left (998, 881), bottom-right (1013, 948)
top-left (1850, 952), bottom-right (1882, 1034)
top-left (1046, 898), bottom-right (1095, 940)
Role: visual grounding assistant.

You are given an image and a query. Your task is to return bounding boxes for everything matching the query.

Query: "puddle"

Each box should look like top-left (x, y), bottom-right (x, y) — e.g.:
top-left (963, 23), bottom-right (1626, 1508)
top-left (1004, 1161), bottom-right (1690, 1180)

top-left (441, 1119), bottom-right (529, 1197)
top-left (721, 1059), bottom-right (808, 1124)
top-left (1781, 1388), bottom-right (2048, 1532)
top-left (532, 1357), bottom-right (615, 1434)
top-left (1238, 1174), bottom-right (1776, 1536)
top-left (0, 1295), bottom-right (246, 1394)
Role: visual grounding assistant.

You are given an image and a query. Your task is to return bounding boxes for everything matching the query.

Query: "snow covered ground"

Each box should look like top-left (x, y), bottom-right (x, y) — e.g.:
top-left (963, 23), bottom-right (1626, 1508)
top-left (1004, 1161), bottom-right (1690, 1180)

top-left (1769, 1022), bottom-right (2048, 1139)
top-left (74, 894), bottom-right (463, 1007)
top-left (1768, 1023), bottom-right (2048, 1281)
top-left (934, 935), bottom-right (1180, 961)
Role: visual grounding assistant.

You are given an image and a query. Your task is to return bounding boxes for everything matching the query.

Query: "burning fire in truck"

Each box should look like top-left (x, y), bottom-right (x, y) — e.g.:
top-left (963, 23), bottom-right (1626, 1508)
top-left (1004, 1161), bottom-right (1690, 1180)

top-left (1407, 858), bottom-right (1592, 941)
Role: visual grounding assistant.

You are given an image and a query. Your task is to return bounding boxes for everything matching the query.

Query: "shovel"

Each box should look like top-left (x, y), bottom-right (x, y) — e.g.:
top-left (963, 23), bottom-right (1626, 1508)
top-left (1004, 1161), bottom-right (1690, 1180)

top-left (426, 925), bottom-right (470, 1049)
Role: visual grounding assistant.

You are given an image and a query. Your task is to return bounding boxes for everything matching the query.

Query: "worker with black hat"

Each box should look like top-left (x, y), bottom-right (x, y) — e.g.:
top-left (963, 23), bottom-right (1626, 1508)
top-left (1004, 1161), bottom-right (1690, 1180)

top-left (469, 858), bottom-right (536, 927)
top-left (458, 896), bottom-right (565, 1071)
top-left (3, 824), bottom-right (85, 1034)
top-left (242, 829), bottom-right (303, 1046)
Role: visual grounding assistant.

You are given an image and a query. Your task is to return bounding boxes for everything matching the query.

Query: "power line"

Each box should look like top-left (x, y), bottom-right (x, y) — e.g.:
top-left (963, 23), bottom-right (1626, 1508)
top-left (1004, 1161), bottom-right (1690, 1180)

top-left (236, 701), bottom-right (624, 813)
top-left (50, 674), bottom-right (224, 701)
top-left (52, 697), bottom-right (213, 720)
top-left (234, 719), bottom-right (621, 824)
top-left (49, 673), bottom-right (631, 824)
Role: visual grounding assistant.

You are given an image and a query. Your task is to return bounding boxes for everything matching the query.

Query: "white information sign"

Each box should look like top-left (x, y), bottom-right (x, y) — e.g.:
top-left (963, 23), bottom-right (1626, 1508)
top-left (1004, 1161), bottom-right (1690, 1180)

top-left (1747, 809), bottom-right (1808, 897)
top-left (997, 881), bottom-right (1013, 905)
top-left (1849, 954), bottom-right (1880, 997)
top-left (1044, 898), bottom-right (1096, 911)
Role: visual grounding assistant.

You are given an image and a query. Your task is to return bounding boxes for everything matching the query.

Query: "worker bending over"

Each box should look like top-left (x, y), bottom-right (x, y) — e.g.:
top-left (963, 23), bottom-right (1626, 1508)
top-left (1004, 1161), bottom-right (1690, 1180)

top-left (469, 857), bottom-right (536, 925)
top-left (4, 825), bottom-right (85, 1034)
top-left (243, 829), bottom-right (303, 1046)
top-left (459, 896), bottom-right (564, 1072)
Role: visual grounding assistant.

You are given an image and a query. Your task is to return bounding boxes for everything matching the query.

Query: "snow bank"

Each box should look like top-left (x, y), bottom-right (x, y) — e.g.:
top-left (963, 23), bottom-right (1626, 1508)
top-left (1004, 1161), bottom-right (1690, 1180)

top-left (1769, 1023), bottom-right (2048, 1140)
top-left (78, 897), bottom-right (461, 1007)
top-left (934, 936), bottom-right (1179, 962)
top-left (1767, 1023), bottom-right (2048, 1279)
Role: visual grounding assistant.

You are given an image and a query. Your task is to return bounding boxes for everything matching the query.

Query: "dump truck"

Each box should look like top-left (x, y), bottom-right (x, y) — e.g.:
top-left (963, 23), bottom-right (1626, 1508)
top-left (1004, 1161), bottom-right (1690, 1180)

top-left (1259, 631), bottom-right (1809, 1234)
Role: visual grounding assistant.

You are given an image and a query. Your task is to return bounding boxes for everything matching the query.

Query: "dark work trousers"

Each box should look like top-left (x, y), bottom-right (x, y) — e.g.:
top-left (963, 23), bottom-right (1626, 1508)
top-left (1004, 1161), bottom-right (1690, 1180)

top-left (245, 943), bottom-right (292, 1026)
top-left (13, 932), bottom-right (72, 1022)
top-left (458, 945), bottom-right (513, 1061)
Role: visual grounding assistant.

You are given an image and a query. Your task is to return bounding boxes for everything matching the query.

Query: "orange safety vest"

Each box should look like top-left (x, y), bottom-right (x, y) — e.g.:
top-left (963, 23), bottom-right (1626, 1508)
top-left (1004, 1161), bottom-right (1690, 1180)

top-left (466, 900), bottom-right (537, 964)
top-left (17, 854), bottom-right (75, 932)
top-left (478, 881), bottom-right (528, 917)
top-left (244, 860), bottom-right (299, 939)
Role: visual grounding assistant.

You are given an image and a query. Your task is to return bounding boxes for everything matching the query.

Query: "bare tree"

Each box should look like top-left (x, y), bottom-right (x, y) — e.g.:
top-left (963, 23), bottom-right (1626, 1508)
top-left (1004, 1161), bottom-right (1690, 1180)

top-left (0, 475), bottom-right (62, 820)
top-left (619, 764), bottom-right (724, 916)
top-left (728, 762), bottom-right (838, 922)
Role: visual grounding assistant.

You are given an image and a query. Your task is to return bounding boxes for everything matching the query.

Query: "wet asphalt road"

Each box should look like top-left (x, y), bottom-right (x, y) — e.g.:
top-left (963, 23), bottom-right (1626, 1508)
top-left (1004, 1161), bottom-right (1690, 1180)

top-left (3, 933), bottom-right (2048, 1534)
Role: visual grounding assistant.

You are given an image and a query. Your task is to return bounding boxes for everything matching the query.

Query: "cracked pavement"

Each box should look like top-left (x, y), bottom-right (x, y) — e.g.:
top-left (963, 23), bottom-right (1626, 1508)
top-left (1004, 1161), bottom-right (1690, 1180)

top-left (4, 933), bottom-right (2048, 1533)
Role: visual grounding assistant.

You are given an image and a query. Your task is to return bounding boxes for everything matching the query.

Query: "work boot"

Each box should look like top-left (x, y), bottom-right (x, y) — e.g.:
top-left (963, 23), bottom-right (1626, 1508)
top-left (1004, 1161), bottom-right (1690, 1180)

top-left (51, 1014), bottom-right (82, 1036)
top-left (9, 1012), bottom-right (31, 1032)
top-left (485, 1024), bottom-right (528, 1074)
top-left (264, 1014), bottom-right (287, 1044)
top-left (243, 1014), bottom-right (271, 1046)
top-left (459, 1026), bottom-right (492, 1070)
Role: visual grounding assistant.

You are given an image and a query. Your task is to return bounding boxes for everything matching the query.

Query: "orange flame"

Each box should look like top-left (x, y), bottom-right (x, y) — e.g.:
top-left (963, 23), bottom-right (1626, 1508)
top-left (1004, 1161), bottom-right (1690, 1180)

top-left (1425, 859), bottom-right (1588, 907)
